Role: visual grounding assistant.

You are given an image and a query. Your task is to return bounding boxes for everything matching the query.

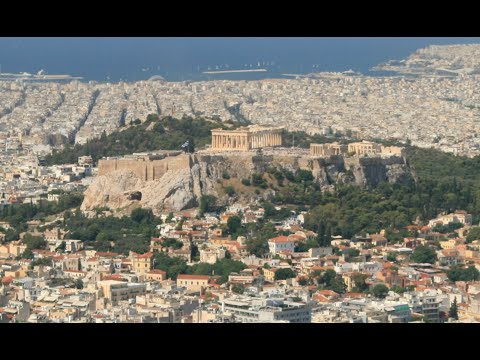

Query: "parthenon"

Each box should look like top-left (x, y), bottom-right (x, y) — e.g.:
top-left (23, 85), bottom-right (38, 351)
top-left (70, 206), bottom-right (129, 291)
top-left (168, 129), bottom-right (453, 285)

top-left (211, 125), bottom-right (284, 151)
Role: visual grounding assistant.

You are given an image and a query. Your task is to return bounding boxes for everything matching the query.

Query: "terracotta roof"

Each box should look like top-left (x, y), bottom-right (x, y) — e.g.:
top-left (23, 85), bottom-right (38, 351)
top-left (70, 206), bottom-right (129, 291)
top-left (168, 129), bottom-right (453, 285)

top-left (317, 289), bottom-right (339, 296)
top-left (269, 236), bottom-right (293, 243)
top-left (147, 270), bottom-right (166, 275)
top-left (1, 276), bottom-right (14, 284)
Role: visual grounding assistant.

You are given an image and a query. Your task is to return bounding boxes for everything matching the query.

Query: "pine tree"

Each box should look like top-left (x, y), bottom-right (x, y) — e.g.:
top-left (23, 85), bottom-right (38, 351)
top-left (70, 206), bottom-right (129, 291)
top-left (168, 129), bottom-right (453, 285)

top-left (449, 297), bottom-right (459, 320)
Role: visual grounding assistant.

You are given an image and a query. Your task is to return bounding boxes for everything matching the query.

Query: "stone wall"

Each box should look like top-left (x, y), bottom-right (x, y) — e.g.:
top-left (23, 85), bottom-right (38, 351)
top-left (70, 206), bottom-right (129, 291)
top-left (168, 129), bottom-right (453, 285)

top-left (98, 154), bottom-right (191, 181)
top-left (84, 151), bottom-right (412, 215)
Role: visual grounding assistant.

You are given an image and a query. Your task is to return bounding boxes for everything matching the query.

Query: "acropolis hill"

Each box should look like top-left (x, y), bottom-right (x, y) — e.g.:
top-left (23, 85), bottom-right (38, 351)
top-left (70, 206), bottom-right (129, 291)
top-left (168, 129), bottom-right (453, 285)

top-left (82, 127), bottom-right (410, 215)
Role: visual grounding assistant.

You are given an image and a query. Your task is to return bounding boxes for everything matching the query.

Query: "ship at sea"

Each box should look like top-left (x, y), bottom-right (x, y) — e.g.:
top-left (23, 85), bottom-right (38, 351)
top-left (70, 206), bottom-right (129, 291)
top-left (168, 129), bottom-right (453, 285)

top-left (199, 61), bottom-right (274, 75)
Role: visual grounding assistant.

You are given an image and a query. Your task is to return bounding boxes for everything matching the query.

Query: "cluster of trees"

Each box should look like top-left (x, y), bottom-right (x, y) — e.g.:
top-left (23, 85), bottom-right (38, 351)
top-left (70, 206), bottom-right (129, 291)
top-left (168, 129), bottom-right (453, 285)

top-left (432, 222), bottom-right (463, 234)
top-left (271, 145), bottom-right (480, 244)
top-left (0, 193), bottom-right (84, 240)
top-left (58, 208), bottom-right (161, 255)
top-left (274, 268), bottom-right (296, 280)
top-left (19, 233), bottom-right (48, 259)
top-left (44, 115), bottom-right (241, 165)
top-left (262, 202), bottom-right (292, 222)
top-left (161, 238), bottom-right (183, 250)
top-left (411, 245), bottom-right (437, 264)
top-left (466, 227), bottom-right (480, 243)
top-left (371, 283), bottom-right (389, 299)
top-left (317, 269), bottom-right (347, 294)
top-left (199, 195), bottom-right (219, 217)
top-left (447, 266), bottom-right (480, 282)
top-left (153, 253), bottom-right (246, 282)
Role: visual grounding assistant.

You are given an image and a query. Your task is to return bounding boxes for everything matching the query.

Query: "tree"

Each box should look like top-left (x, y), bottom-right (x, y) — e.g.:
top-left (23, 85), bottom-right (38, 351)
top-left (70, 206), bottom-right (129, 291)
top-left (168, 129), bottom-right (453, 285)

top-left (224, 185), bottom-right (236, 197)
top-left (21, 248), bottom-right (34, 260)
top-left (131, 208), bottom-right (154, 224)
top-left (227, 216), bottom-right (242, 235)
top-left (387, 252), bottom-right (397, 262)
top-left (467, 226), bottom-right (480, 243)
top-left (241, 178), bottom-right (251, 186)
top-left (23, 233), bottom-right (47, 251)
top-left (199, 195), bottom-right (217, 216)
top-left (274, 268), bottom-right (296, 281)
top-left (343, 248), bottom-right (360, 259)
top-left (55, 241), bottom-right (66, 253)
top-left (449, 297), bottom-right (459, 320)
top-left (232, 283), bottom-right (244, 294)
top-left (298, 277), bottom-right (308, 286)
top-left (447, 266), bottom-right (480, 282)
top-left (75, 278), bottom-right (84, 289)
top-left (318, 269), bottom-right (346, 294)
top-left (411, 245), bottom-right (437, 264)
top-left (162, 238), bottom-right (183, 249)
top-left (371, 283), bottom-right (389, 299)
top-left (351, 273), bottom-right (369, 292)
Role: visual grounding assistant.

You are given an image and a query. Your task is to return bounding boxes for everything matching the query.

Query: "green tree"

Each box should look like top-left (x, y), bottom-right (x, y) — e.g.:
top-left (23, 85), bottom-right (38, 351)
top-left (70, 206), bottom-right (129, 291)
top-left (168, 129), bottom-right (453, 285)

top-left (371, 283), bottom-right (389, 299)
top-left (411, 245), bottom-right (437, 264)
top-left (447, 266), bottom-right (480, 282)
top-left (274, 268), bottom-right (296, 281)
top-left (199, 195), bottom-right (217, 216)
top-left (227, 215), bottom-right (242, 235)
top-left (467, 226), bottom-right (480, 243)
top-left (131, 208), bottom-right (154, 224)
top-left (162, 238), bottom-right (183, 249)
top-left (56, 241), bottom-right (66, 253)
top-left (75, 278), bottom-right (84, 289)
top-left (224, 185), bottom-right (236, 197)
top-left (241, 178), bottom-right (251, 186)
top-left (23, 233), bottom-right (47, 251)
top-left (232, 283), bottom-right (245, 294)
top-left (449, 297), bottom-right (459, 320)
top-left (387, 252), bottom-right (397, 262)
top-left (351, 273), bottom-right (369, 292)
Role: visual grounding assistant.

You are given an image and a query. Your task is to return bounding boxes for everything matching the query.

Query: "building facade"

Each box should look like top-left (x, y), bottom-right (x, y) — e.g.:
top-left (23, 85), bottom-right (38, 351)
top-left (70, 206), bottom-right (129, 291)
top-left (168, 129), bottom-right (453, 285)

top-left (177, 274), bottom-right (210, 292)
top-left (268, 236), bottom-right (295, 255)
top-left (310, 142), bottom-right (347, 156)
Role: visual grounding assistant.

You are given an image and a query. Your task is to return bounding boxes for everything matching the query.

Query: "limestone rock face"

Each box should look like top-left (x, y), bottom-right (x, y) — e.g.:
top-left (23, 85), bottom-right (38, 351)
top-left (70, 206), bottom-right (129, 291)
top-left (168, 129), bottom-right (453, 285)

top-left (81, 152), bottom-right (412, 215)
top-left (81, 167), bottom-right (201, 215)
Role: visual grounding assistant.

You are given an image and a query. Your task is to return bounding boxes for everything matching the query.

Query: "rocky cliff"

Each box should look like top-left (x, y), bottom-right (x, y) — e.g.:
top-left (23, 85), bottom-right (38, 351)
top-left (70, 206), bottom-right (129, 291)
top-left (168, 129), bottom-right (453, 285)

top-left (81, 151), bottom-right (412, 215)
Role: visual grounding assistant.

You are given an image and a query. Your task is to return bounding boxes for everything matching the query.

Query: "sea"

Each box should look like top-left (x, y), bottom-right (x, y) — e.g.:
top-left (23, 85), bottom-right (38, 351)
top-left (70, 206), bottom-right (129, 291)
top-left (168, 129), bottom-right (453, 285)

top-left (1, 37), bottom-right (480, 83)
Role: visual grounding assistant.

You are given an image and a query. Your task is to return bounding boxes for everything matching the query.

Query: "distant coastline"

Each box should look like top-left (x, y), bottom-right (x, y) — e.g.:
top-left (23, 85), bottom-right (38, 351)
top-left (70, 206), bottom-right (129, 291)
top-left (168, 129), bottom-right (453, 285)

top-left (202, 69), bottom-right (267, 74)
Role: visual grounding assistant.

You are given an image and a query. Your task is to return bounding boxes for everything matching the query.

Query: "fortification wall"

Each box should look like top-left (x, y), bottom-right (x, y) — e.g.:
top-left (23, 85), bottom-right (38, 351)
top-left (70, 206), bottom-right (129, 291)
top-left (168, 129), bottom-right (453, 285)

top-left (98, 154), bottom-right (191, 181)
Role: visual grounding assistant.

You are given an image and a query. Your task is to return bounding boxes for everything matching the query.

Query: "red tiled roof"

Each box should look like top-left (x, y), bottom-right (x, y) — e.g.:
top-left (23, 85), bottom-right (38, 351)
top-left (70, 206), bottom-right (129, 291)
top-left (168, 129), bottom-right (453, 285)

top-left (1, 276), bottom-right (14, 284)
top-left (269, 236), bottom-right (293, 243)
top-left (317, 289), bottom-right (339, 296)
top-left (147, 270), bottom-right (166, 275)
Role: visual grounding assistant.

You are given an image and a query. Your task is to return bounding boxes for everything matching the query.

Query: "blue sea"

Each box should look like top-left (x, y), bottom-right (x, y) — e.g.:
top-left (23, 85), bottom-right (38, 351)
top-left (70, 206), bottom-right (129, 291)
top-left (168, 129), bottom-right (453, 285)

top-left (0, 37), bottom-right (479, 82)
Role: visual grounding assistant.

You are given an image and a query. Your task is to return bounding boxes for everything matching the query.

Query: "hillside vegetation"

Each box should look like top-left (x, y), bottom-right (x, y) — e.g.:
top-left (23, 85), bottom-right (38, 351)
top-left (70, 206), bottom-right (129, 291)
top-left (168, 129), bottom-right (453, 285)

top-left (44, 115), bottom-right (241, 165)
